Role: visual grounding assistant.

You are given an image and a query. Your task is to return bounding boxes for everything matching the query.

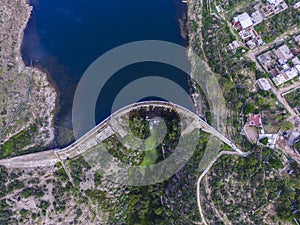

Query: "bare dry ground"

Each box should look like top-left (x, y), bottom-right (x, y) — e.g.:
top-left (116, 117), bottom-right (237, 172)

top-left (0, 161), bottom-right (112, 224)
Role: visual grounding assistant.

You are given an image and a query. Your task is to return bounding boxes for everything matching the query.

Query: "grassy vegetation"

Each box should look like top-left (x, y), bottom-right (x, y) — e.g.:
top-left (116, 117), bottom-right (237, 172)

top-left (0, 125), bottom-right (38, 158)
top-left (0, 200), bottom-right (13, 225)
top-left (0, 166), bottom-right (13, 225)
top-left (51, 107), bottom-right (208, 224)
top-left (201, 6), bottom-right (236, 75)
top-left (141, 130), bottom-right (159, 166)
top-left (54, 166), bottom-right (69, 183)
top-left (286, 89), bottom-right (300, 109)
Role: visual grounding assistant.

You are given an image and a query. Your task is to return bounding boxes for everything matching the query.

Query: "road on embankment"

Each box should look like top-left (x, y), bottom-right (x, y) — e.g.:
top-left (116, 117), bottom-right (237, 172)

top-left (0, 101), bottom-right (249, 168)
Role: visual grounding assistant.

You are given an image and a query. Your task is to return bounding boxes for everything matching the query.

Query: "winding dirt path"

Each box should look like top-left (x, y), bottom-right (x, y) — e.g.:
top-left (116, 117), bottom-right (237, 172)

top-left (197, 151), bottom-right (240, 225)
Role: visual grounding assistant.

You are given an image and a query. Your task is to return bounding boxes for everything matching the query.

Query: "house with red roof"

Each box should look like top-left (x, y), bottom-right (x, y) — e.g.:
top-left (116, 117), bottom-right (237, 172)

top-left (249, 114), bottom-right (262, 127)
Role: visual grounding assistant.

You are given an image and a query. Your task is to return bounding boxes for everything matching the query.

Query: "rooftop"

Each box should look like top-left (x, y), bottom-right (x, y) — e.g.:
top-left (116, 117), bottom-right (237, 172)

top-left (233, 13), bottom-right (253, 30)
top-left (288, 131), bottom-right (300, 146)
top-left (294, 1), bottom-right (300, 8)
top-left (257, 78), bottom-right (271, 90)
top-left (273, 67), bottom-right (299, 85)
top-left (228, 40), bottom-right (242, 50)
top-left (267, 0), bottom-right (284, 6)
top-left (239, 28), bottom-right (256, 40)
top-left (295, 35), bottom-right (300, 44)
top-left (275, 45), bottom-right (294, 62)
top-left (249, 114), bottom-right (262, 127)
top-left (292, 57), bottom-right (300, 66)
top-left (251, 11), bottom-right (264, 24)
top-left (259, 133), bottom-right (279, 149)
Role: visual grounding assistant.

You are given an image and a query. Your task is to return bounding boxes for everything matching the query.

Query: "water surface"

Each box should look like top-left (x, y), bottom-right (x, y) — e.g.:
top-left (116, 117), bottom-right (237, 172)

top-left (22, 0), bottom-right (189, 146)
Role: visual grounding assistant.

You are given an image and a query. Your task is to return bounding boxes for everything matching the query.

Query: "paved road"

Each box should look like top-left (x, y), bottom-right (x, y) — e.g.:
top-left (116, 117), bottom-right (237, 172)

top-left (246, 27), bottom-right (300, 72)
top-left (281, 82), bottom-right (300, 97)
top-left (0, 101), bottom-right (249, 168)
top-left (268, 78), bottom-right (298, 117)
top-left (0, 150), bottom-right (59, 168)
top-left (246, 27), bottom-right (300, 64)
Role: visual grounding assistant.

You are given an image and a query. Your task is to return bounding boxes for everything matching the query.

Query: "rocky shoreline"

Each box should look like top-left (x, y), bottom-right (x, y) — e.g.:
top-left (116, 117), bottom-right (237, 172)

top-left (19, 1), bottom-right (57, 145)
top-left (186, 0), bottom-right (207, 118)
top-left (0, 0), bottom-right (57, 150)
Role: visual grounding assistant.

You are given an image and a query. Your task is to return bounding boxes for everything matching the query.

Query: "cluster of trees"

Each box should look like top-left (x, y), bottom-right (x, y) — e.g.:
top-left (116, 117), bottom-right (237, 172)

top-left (0, 125), bottom-right (38, 158)
top-left (255, 8), bottom-right (300, 43)
top-left (109, 131), bottom-right (209, 224)
top-left (201, 7), bottom-right (236, 75)
top-left (129, 114), bottom-right (150, 139)
top-left (207, 155), bottom-right (263, 223)
top-left (275, 186), bottom-right (300, 222)
top-left (21, 187), bottom-right (44, 199)
top-left (285, 0), bottom-right (299, 5)
top-left (286, 89), bottom-right (300, 109)
top-left (68, 156), bottom-right (91, 187)
top-left (0, 200), bottom-right (13, 225)
top-left (203, 147), bottom-right (296, 224)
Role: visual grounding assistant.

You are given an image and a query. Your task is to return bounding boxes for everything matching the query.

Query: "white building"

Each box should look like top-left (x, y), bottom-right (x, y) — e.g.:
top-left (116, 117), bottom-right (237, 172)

top-left (257, 78), bottom-right (271, 90)
top-left (275, 45), bottom-right (294, 62)
top-left (233, 13), bottom-right (253, 30)
top-left (292, 57), bottom-right (300, 66)
top-left (215, 5), bottom-right (223, 13)
top-left (251, 11), bottom-right (264, 25)
top-left (259, 133), bottom-right (279, 149)
top-left (267, 0), bottom-right (283, 6)
top-left (273, 67), bottom-right (299, 86)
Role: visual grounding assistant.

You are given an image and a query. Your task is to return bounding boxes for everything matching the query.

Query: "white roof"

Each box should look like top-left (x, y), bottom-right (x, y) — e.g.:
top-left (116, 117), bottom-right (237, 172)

top-left (259, 133), bottom-right (279, 149)
top-left (274, 68), bottom-right (298, 85)
top-left (216, 5), bottom-right (223, 13)
top-left (267, 0), bottom-right (283, 5)
top-left (286, 68), bottom-right (298, 79)
top-left (251, 11), bottom-right (264, 24)
top-left (294, 2), bottom-right (300, 9)
top-left (282, 64), bottom-right (290, 70)
top-left (292, 57), bottom-right (300, 65)
top-left (276, 44), bottom-right (294, 61)
top-left (234, 13), bottom-right (253, 29)
top-left (273, 74), bottom-right (286, 86)
top-left (257, 78), bottom-right (271, 90)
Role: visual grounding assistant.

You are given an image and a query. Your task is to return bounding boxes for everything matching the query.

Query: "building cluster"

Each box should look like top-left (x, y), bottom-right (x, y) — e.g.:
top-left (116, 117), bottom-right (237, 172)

top-left (229, 0), bottom-right (289, 50)
top-left (260, 0), bottom-right (288, 17)
top-left (257, 41), bottom-right (300, 86)
top-left (228, 40), bottom-right (243, 53)
top-left (247, 113), bottom-right (279, 148)
top-left (232, 12), bottom-right (264, 49)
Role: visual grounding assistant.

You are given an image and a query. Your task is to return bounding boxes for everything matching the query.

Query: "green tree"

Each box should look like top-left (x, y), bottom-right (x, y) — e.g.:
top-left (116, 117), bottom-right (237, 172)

top-left (280, 121), bottom-right (293, 131)
top-left (244, 103), bottom-right (255, 114)
top-left (259, 137), bottom-right (268, 145)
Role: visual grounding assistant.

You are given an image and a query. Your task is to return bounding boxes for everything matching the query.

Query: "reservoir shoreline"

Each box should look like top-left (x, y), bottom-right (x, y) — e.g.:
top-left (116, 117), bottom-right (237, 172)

top-left (21, 0), bottom-right (192, 148)
top-left (4, 0), bottom-right (57, 147)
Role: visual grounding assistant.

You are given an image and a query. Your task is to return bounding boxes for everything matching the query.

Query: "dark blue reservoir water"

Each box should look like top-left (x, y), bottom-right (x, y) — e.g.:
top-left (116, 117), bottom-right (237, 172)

top-left (22, 0), bottom-right (189, 145)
